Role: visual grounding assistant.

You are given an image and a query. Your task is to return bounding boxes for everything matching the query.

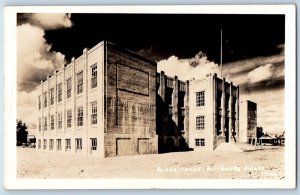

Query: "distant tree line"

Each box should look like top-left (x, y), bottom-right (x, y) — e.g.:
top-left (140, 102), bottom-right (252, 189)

top-left (16, 119), bottom-right (28, 146)
top-left (257, 126), bottom-right (264, 139)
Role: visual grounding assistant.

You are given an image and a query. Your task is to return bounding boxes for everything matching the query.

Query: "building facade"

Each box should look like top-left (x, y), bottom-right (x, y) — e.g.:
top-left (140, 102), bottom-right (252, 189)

top-left (239, 100), bottom-right (257, 145)
top-left (36, 41), bottom-right (158, 157)
top-left (188, 73), bottom-right (240, 151)
top-left (156, 71), bottom-right (189, 153)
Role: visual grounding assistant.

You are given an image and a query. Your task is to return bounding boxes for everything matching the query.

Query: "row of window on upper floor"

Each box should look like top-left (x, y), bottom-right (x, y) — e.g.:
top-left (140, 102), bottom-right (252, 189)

top-left (38, 64), bottom-right (97, 110)
top-left (38, 101), bottom-right (98, 131)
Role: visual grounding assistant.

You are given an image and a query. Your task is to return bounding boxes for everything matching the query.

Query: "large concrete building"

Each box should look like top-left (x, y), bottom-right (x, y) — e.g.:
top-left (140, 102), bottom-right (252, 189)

top-left (35, 41), bottom-right (257, 157)
top-left (239, 100), bottom-right (257, 145)
top-left (36, 41), bottom-right (158, 157)
top-left (188, 73), bottom-right (239, 151)
top-left (156, 71), bottom-right (189, 153)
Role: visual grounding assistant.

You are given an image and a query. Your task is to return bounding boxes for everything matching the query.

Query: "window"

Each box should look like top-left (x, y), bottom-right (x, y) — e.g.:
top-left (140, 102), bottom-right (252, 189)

top-left (196, 91), bottom-right (205, 107)
top-left (77, 106), bottom-right (83, 126)
top-left (77, 72), bottom-right (83, 94)
top-left (58, 113), bottom-right (62, 129)
top-left (56, 139), bottom-right (62, 151)
top-left (75, 138), bottom-right (82, 152)
top-left (67, 110), bottom-right (72, 128)
top-left (66, 78), bottom-right (72, 98)
top-left (50, 115), bottom-right (54, 130)
top-left (91, 102), bottom-right (97, 125)
top-left (43, 139), bottom-right (47, 150)
top-left (49, 139), bottom-right (54, 150)
top-left (91, 138), bottom-right (97, 151)
top-left (195, 138), bottom-right (205, 146)
top-left (38, 139), bottom-right (41, 149)
top-left (38, 118), bottom-right (41, 131)
top-left (91, 64), bottom-right (97, 89)
top-left (38, 95), bottom-right (41, 110)
top-left (44, 117), bottom-right (47, 131)
top-left (65, 139), bottom-right (71, 152)
top-left (196, 116), bottom-right (205, 130)
top-left (57, 83), bottom-right (62, 102)
top-left (43, 92), bottom-right (47, 108)
top-left (50, 88), bottom-right (54, 105)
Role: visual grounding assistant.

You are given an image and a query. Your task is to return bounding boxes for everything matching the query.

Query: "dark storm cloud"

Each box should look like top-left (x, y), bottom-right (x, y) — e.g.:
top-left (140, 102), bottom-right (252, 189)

top-left (43, 14), bottom-right (285, 64)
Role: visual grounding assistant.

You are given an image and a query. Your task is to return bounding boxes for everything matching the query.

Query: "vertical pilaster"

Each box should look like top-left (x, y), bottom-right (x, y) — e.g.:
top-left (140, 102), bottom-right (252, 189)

top-left (236, 86), bottom-right (240, 142)
top-left (229, 82), bottom-right (233, 142)
top-left (83, 48), bottom-right (89, 156)
top-left (160, 71), bottom-right (165, 101)
top-left (185, 80), bottom-right (189, 144)
top-left (221, 78), bottom-right (225, 136)
top-left (173, 76), bottom-right (178, 128)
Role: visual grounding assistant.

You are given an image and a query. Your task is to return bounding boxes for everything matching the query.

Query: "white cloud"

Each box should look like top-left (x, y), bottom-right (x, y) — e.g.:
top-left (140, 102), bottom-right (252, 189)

top-left (17, 23), bottom-right (65, 92)
top-left (247, 63), bottom-right (273, 83)
top-left (31, 13), bottom-right (72, 30)
top-left (157, 52), bottom-right (220, 81)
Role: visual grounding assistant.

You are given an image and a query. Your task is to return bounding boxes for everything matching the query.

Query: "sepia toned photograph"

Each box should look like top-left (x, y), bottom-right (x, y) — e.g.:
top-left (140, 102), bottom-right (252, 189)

top-left (4, 5), bottom-right (296, 189)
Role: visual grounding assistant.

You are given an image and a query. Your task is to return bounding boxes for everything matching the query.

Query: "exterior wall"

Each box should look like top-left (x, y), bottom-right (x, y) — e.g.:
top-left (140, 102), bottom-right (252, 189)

top-left (36, 42), bottom-right (105, 157)
top-left (188, 75), bottom-right (214, 151)
top-left (156, 71), bottom-right (189, 153)
top-left (239, 100), bottom-right (257, 144)
top-left (188, 73), bottom-right (239, 151)
top-left (103, 42), bottom-right (158, 157)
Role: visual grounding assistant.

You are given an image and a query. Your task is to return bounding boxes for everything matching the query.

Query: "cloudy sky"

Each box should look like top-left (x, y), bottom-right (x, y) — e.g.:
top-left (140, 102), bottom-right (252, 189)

top-left (16, 13), bottom-right (285, 134)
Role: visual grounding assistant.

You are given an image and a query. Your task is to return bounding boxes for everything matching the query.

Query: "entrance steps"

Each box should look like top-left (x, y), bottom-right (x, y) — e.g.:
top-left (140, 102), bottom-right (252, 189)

top-left (214, 143), bottom-right (243, 152)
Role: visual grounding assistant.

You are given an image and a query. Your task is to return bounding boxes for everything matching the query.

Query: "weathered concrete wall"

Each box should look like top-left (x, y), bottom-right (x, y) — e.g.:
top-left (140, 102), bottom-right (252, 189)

top-left (156, 72), bottom-right (189, 153)
top-left (239, 100), bottom-right (257, 144)
top-left (104, 42), bottom-right (157, 157)
top-left (36, 42), bottom-right (105, 157)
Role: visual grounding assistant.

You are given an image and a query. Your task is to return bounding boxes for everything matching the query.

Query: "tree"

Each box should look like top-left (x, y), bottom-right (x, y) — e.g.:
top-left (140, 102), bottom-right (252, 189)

top-left (257, 126), bottom-right (264, 139)
top-left (16, 119), bottom-right (28, 146)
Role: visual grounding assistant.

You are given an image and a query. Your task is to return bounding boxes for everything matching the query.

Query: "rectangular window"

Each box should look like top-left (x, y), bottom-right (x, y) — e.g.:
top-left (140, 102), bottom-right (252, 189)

top-left (56, 139), bottom-right (62, 151)
top-left (58, 113), bottom-right (62, 129)
top-left (65, 139), bottom-right (71, 152)
top-left (43, 139), bottom-right (47, 150)
top-left (44, 117), bottom-right (47, 131)
top-left (196, 91), bottom-right (205, 107)
top-left (43, 92), bottom-right (47, 108)
top-left (50, 115), bottom-right (54, 130)
top-left (38, 118), bottom-right (41, 131)
top-left (195, 138), bottom-right (205, 146)
top-left (91, 102), bottom-right (97, 125)
top-left (77, 72), bottom-right (83, 94)
top-left (49, 139), bottom-right (54, 150)
top-left (38, 139), bottom-right (41, 149)
top-left (77, 106), bottom-right (83, 126)
top-left (91, 64), bottom-right (97, 89)
top-left (66, 78), bottom-right (72, 98)
top-left (50, 88), bottom-right (54, 105)
top-left (57, 83), bottom-right (62, 102)
top-left (196, 116), bottom-right (205, 130)
top-left (91, 138), bottom-right (97, 151)
top-left (75, 138), bottom-right (82, 152)
top-left (67, 110), bottom-right (72, 128)
top-left (38, 95), bottom-right (41, 110)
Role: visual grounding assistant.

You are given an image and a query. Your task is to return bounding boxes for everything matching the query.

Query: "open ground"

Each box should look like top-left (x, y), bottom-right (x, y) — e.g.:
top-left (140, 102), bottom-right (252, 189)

top-left (17, 145), bottom-right (284, 179)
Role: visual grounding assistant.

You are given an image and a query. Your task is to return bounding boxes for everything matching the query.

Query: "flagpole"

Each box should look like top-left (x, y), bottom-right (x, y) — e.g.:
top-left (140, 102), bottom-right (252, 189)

top-left (220, 28), bottom-right (223, 78)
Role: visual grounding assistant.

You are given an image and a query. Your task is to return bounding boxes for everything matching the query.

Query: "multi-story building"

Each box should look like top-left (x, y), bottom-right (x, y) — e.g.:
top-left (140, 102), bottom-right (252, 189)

top-left (156, 71), bottom-right (189, 153)
top-left (36, 41), bottom-right (158, 157)
top-left (239, 100), bottom-right (257, 145)
top-left (188, 73), bottom-right (240, 151)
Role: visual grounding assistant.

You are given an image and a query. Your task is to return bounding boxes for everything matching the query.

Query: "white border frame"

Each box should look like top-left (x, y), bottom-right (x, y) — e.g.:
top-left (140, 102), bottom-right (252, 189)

top-left (4, 5), bottom-right (296, 189)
